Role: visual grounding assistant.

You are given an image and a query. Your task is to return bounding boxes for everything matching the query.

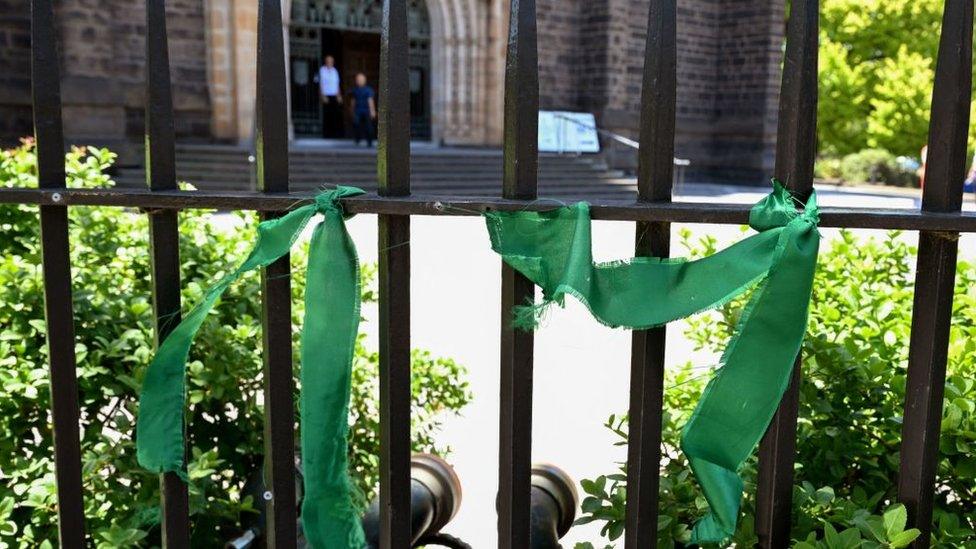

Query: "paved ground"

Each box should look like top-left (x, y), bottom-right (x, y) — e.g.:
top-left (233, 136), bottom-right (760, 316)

top-left (207, 181), bottom-right (973, 545)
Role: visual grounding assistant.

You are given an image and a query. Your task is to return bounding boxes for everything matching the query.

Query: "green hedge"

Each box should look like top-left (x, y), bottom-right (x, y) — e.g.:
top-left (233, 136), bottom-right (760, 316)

top-left (575, 229), bottom-right (976, 548)
top-left (839, 149), bottom-right (918, 187)
top-left (0, 142), bottom-right (472, 547)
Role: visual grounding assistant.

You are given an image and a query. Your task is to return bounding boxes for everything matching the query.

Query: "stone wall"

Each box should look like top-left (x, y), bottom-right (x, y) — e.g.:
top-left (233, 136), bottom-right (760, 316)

top-left (536, 0), bottom-right (581, 111)
top-left (675, 0), bottom-right (723, 176)
top-left (0, 0), bottom-right (35, 145)
top-left (0, 0), bottom-right (212, 160)
top-left (539, 0), bottom-right (783, 183)
top-left (109, 0), bottom-right (213, 141)
top-left (713, 0), bottom-right (783, 181)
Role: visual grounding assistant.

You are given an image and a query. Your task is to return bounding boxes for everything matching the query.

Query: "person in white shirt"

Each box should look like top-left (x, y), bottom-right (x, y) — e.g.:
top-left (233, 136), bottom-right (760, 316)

top-left (318, 55), bottom-right (343, 137)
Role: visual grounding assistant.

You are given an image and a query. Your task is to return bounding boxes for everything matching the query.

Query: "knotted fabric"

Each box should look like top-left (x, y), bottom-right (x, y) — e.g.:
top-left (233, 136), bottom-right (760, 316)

top-left (485, 181), bottom-right (820, 542)
top-left (136, 186), bottom-right (367, 548)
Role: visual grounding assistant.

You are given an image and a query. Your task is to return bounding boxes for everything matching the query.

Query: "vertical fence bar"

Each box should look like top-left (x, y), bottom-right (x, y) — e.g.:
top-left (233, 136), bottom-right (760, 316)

top-left (624, 0), bottom-right (676, 547)
top-left (626, 0), bottom-right (676, 546)
top-left (377, 0), bottom-right (412, 546)
top-left (30, 0), bottom-right (86, 545)
top-left (256, 0), bottom-right (297, 545)
top-left (498, 0), bottom-right (538, 546)
top-left (898, 1), bottom-right (972, 546)
top-left (755, 0), bottom-right (818, 545)
top-left (144, 0), bottom-right (191, 544)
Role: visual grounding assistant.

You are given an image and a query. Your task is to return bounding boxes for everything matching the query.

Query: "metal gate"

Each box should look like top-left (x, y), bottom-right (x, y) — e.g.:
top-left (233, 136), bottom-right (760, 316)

top-left (3, 0), bottom-right (976, 546)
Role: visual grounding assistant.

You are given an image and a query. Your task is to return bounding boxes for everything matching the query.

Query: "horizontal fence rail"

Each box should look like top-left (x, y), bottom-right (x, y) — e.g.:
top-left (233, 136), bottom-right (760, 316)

top-left (2, 188), bottom-right (976, 232)
top-left (12, 0), bottom-right (972, 546)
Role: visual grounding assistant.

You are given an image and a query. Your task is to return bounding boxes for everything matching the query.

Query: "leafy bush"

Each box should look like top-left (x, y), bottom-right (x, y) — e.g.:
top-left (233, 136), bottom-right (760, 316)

top-left (575, 229), bottom-right (976, 547)
top-left (814, 157), bottom-right (843, 181)
top-left (0, 141), bottom-right (472, 547)
top-left (839, 149), bottom-right (918, 187)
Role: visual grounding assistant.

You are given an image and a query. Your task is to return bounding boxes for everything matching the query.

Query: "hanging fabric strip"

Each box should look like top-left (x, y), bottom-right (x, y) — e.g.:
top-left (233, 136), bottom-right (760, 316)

top-left (136, 186), bottom-right (367, 548)
top-left (484, 181), bottom-right (820, 542)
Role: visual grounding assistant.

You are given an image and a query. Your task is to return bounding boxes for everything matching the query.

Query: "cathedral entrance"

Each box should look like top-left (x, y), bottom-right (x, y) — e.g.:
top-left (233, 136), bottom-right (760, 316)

top-left (289, 0), bottom-right (432, 140)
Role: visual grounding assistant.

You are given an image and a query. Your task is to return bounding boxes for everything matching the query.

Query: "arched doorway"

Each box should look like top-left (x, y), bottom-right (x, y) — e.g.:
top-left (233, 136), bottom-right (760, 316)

top-left (288, 0), bottom-right (432, 140)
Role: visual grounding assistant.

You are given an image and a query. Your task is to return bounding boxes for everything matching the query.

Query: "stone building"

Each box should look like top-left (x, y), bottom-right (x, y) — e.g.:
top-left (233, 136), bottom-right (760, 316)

top-left (0, 0), bottom-right (785, 182)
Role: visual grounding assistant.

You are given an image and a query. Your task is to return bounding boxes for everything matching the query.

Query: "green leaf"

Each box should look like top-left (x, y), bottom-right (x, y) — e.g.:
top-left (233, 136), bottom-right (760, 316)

top-left (957, 456), bottom-right (976, 479)
top-left (580, 479), bottom-right (600, 496)
top-left (0, 497), bottom-right (13, 517)
top-left (882, 504), bottom-right (908, 539)
top-left (854, 516), bottom-right (887, 543)
top-left (573, 515), bottom-right (601, 526)
top-left (823, 522), bottom-right (840, 549)
top-left (837, 527), bottom-right (861, 548)
top-left (581, 497), bottom-right (603, 513)
top-left (657, 514), bottom-right (672, 530)
top-left (814, 486), bottom-right (835, 505)
top-left (887, 528), bottom-right (921, 549)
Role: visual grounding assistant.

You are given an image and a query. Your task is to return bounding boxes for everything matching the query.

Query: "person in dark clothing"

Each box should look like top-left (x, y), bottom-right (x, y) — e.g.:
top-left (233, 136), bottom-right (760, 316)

top-left (350, 72), bottom-right (376, 146)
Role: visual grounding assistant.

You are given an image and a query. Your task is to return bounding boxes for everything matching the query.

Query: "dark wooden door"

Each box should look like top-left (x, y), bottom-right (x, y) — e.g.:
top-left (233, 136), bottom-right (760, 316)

top-left (340, 30), bottom-right (380, 136)
top-left (289, 26), bottom-right (322, 137)
top-left (409, 40), bottom-right (431, 140)
top-left (289, 1), bottom-right (431, 140)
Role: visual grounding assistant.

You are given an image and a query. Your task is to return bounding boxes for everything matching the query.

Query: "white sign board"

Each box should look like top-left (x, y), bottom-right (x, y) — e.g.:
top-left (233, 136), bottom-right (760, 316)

top-left (538, 111), bottom-right (601, 153)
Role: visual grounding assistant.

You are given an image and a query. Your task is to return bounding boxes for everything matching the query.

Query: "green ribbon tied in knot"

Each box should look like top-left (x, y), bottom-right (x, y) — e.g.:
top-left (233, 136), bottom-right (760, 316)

top-left (137, 186), bottom-right (367, 548)
top-left (485, 180), bottom-right (820, 543)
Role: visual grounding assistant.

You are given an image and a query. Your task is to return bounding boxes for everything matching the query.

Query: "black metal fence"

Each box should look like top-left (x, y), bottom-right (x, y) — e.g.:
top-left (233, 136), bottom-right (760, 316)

top-left (3, 0), bottom-right (976, 546)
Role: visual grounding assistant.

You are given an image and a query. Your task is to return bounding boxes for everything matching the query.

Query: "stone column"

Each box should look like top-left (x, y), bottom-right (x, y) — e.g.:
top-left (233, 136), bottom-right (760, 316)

top-left (232, 0), bottom-right (258, 145)
top-left (429, 0), bottom-right (501, 146)
top-left (482, 0), bottom-right (507, 145)
top-left (204, 0), bottom-right (239, 140)
top-left (711, 0), bottom-right (784, 182)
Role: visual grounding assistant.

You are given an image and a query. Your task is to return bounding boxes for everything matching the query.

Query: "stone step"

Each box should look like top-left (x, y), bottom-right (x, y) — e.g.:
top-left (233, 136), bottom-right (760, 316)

top-left (117, 169), bottom-right (621, 181)
top-left (113, 176), bottom-right (637, 194)
top-left (149, 164), bottom-right (612, 176)
top-left (171, 143), bottom-right (590, 159)
top-left (160, 157), bottom-right (603, 171)
top-left (114, 175), bottom-right (632, 190)
top-left (116, 143), bottom-right (625, 197)
top-left (164, 147), bottom-right (602, 164)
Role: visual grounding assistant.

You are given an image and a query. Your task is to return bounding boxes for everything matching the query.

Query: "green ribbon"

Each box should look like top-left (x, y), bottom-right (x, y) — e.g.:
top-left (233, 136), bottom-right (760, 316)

top-left (484, 181), bottom-right (820, 542)
top-left (136, 186), bottom-right (367, 548)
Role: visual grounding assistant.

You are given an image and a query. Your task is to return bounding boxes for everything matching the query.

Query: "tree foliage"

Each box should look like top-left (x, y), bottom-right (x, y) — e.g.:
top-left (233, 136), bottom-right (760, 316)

top-left (816, 0), bottom-right (969, 158)
top-left (0, 142), bottom-right (472, 547)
